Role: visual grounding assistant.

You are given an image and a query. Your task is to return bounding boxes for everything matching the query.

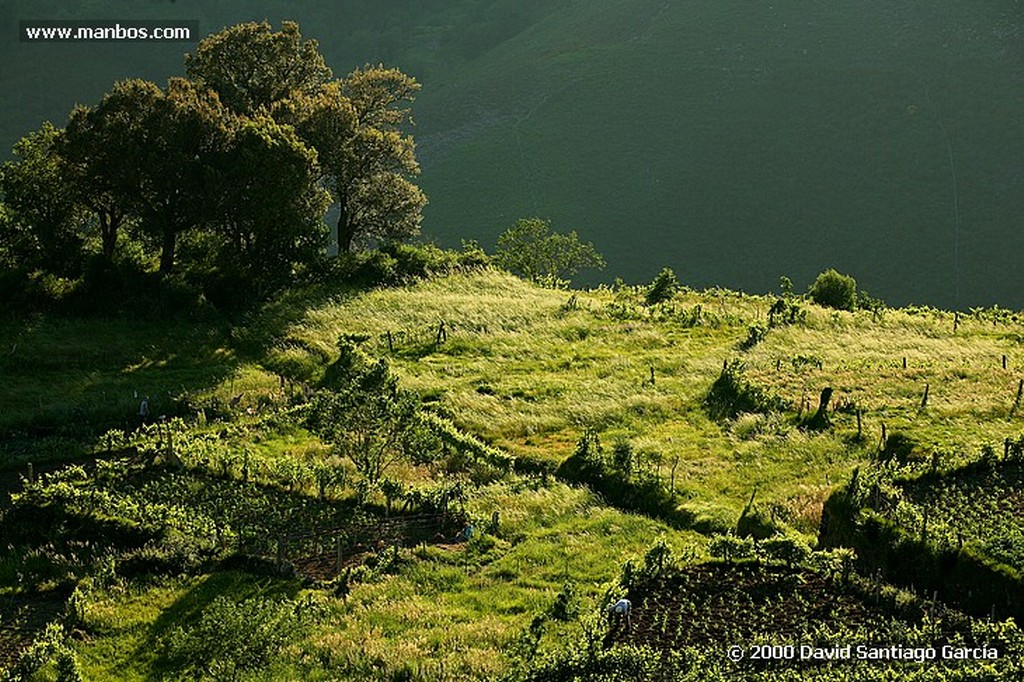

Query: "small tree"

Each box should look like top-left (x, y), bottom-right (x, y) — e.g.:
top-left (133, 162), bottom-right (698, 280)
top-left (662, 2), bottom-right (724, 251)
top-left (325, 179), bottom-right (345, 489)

top-left (494, 218), bottom-right (605, 285)
top-left (306, 361), bottom-right (437, 487)
top-left (807, 269), bottom-right (857, 311)
top-left (644, 267), bottom-right (679, 306)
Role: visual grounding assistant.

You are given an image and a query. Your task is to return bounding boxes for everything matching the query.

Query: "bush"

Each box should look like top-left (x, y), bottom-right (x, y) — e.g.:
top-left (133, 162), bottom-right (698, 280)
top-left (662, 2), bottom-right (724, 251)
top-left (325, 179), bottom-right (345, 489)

top-left (760, 535), bottom-right (810, 568)
top-left (644, 267), bottom-right (679, 306)
top-left (807, 268), bottom-right (857, 311)
top-left (494, 217), bottom-right (605, 285)
top-left (549, 581), bottom-right (581, 621)
top-left (703, 361), bottom-right (786, 421)
top-left (161, 595), bottom-right (322, 680)
top-left (708, 533), bottom-right (755, 563)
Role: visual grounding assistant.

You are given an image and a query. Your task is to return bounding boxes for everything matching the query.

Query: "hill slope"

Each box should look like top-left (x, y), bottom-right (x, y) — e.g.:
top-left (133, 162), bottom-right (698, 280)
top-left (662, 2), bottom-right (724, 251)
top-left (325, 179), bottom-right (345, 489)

top-left (2, 0), bottom-right (1022, 307)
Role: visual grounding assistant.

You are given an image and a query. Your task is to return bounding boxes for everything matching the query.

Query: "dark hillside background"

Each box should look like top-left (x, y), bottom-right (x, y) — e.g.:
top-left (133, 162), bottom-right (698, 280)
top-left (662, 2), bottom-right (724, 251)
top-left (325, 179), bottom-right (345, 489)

top-left (2, 0), bottom-right (1021, 308)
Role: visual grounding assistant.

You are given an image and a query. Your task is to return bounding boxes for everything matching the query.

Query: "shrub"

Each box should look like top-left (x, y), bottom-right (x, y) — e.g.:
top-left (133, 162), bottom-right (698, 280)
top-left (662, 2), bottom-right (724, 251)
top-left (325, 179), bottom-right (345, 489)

top-left (550, 581), bottom-right (581, 621)
top-left (739, 324), bottom-right (766, 350)
top-left (807, 268), bottom-right (857, 311)
top-left (161, 595), bottom-right (321, 680)
top-left (494, 217), bottom-right (605, 285)
top-left (644, 267), bottom-right (679, 306)
top-left (708, 533), bottom-right (755, 563)
top-left (703, 361), bottom-right (786, 421)
top-left (760, 535), bottom-right (810, 568)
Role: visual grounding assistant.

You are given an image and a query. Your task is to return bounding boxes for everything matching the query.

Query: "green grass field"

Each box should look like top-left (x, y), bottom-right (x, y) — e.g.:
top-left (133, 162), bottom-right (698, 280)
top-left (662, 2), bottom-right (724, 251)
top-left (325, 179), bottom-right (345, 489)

top-left (5, 267), bottom-right (1024, 678)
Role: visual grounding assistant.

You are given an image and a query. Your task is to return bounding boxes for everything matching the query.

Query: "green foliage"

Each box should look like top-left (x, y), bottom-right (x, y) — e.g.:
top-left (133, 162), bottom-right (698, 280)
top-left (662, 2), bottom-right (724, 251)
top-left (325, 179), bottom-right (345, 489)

top-left (739, 324), bottom-right (767, 350)
top-left (0, 122), bottom-right (87, 275)
top-left (204, 115), bottom-right (331, 302)
top-left (557, 433), bottom-right (691, 528)
top-left (290, 63), bottom-right (425, 251)
top-left (638, 538), bottom-right (674, 581)
top-left (307, 360), bottom-right (439, 486)
top-left (1, 623), bottom-right (82, 682)
top-left (759, 534), bottom-right (810, 567)
top-left (807, 268), bottom-right (858, 311)
top-left (778, 276), bottom-right (794, 297)
top-left (707, 533), bottom-right (755, 562)
top-left (703, 361), bottom-right (785, 421)
top-left (494, 218), bottom-right (605, 285)
top-left (643, 267), bottom-right (679, 306)
top-left (549, 581), bottom-right (580, 622)
top-left (161, 594), bottom-right (323, 680)
top-left (767, 297), bottom-right (805, 326)
top-left (185, 20), bottom-right (332, 116)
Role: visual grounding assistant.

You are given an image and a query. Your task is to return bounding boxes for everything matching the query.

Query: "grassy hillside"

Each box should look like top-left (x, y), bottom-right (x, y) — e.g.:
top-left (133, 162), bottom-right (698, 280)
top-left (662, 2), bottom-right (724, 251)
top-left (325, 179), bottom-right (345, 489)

top-left (3, 1), bottom-right (1022, 308)
top-left (5, 267), bottom-right (1024, 678)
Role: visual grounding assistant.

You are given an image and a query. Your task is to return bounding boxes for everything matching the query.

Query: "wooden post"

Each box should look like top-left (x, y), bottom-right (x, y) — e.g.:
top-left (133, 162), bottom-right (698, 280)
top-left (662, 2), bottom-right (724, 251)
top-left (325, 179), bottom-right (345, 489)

top-left (775, 358), bottom-right (781, 372)
top-left (649, 365), bottom-right (655, 385)
top-left (1014, 379), bottom-right (1024, 415)
top-left (856, 409), bottom-right (863, 440)
top-left (1003, 354), bottom-right (1008, 370)
top-left (880, 423), bottom-right (887, 449)
top-left (670, 453), bottom-right (680, 499)
top-left (920, 383), bottom-right (929, 411)
top-left (902, 357), bottom-right (907, 370)
top-left (386, 330), bottom-right (394, 353)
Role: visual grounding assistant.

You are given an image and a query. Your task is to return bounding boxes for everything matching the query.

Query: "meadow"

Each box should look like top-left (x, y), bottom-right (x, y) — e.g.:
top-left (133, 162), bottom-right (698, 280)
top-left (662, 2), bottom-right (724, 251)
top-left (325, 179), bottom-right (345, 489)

top-left (5, 266), bottom-right (1024, 679)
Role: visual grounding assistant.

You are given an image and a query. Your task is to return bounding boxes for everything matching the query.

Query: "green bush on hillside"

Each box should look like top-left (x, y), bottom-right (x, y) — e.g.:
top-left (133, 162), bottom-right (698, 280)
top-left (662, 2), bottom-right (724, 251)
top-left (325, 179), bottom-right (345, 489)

top-left (644, 267), bottom-right (679, 306)
top-left (494, 217), bottom-right (604, 285)
top-left (807, 269), bottom-right (857, 311)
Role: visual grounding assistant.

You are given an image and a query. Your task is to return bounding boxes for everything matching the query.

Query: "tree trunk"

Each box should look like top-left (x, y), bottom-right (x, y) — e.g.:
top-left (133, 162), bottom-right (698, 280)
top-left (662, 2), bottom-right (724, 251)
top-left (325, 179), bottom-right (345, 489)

top-left (336, 194), bottom-right (355, 252)
top-left (99, 208), bottom-right (123, 259)
top-left (159, 223), bottom-right (177, 273)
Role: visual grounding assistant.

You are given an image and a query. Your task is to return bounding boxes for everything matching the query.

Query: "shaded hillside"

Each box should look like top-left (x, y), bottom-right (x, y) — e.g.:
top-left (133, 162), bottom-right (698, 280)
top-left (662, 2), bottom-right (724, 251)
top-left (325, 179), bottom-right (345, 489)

top-left (3, 0), bottom-right (1023, 307)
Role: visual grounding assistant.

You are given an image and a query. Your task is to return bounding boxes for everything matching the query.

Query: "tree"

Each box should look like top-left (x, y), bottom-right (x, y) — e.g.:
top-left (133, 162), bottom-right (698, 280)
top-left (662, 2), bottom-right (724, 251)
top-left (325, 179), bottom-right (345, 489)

top-left (306, 360), bottom-right (435, 487)
top-left (211, 116), bottom-right (330, 294)
top-left (187, 21), bottom-right (425, 252)
top-left (645, 267), bottom-right (679, 306)
top-left (807, 268), bottom-right (857, 311)
top-left (184, 20), bottom-right (332, 116)
top-left (98, 78), bottom-right (232, 274)
top-left (494, 218), bottom-right (605, 284)
top-left (293, 67), bottom-right (426, 251)
top-left (61, 96), bottom-right (143, 260)
top-left (0, 122), bottom-right (87, 274)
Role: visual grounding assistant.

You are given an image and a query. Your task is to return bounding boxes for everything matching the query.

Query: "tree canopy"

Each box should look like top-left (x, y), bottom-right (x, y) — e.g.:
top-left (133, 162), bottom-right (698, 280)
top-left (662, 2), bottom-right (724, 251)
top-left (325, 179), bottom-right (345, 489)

top-left (184, 20), bottom-right (332, 116)
top-left (494, 218), bottom-right (605, 285)
top-left (0, 20), bottom-right (429, 310)
top-left (0, 122), bottom-right (87, 274)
